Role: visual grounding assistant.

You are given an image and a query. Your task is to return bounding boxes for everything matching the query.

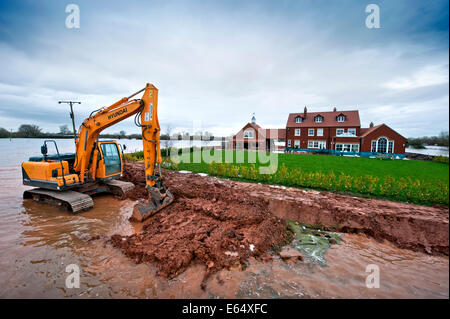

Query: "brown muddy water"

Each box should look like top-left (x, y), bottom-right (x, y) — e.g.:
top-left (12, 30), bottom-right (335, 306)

top-left (0, 139), bottom-right (448, 298)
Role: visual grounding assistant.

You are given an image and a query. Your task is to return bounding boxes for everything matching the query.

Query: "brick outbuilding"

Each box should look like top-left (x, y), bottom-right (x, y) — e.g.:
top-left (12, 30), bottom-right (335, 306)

top-left (232, 114), bottom-right (285, 151)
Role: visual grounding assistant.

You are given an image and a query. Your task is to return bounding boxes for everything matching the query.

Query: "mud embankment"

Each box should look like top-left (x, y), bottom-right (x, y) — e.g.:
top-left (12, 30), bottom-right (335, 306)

top-left (112, 162), bottom-right (289, 287)
top-left (261, 186), bottom-right (448, 256)
top-left (114, 162), bottom-right (449, 283)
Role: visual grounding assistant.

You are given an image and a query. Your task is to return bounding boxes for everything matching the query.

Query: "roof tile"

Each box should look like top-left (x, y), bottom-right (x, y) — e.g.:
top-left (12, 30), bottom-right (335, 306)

top-left (286, 110), bottom-right (360, 127)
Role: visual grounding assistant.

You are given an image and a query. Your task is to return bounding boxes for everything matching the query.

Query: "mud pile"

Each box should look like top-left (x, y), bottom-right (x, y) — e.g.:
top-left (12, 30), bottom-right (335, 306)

top-left (113, 162), bottom-right (448, 285)
top-left (112, 162), bottom-right (289, 287)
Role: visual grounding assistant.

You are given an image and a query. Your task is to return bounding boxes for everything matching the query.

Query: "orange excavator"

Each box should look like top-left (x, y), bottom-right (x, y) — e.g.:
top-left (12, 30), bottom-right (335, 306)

top-left (21, 83), bottom-right (173, 222)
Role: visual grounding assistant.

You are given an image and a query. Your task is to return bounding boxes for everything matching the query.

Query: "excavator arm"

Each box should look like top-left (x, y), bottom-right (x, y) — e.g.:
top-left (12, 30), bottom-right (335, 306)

top-left (74, 83), bottom-right (173, 221)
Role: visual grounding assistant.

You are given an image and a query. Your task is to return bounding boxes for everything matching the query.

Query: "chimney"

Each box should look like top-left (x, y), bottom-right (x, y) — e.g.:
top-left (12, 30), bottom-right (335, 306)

top-left (333, 107), bottom-right (337, 112)
top-left (369, 122), bottom-right (374, 128)
top-left (304, 106), bottom-right (307, 117)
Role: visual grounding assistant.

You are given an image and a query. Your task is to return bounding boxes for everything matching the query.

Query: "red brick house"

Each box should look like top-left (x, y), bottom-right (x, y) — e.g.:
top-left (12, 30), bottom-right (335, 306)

top-left (232, 114), bottom-right (285, 151)
top-left (285, 107), bottom-right (406, 157)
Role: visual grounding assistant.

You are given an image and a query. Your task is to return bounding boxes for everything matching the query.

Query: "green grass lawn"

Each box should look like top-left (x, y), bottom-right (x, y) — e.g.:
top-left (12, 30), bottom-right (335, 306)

top-left (125, 150), bottom-right (449, 205)
top-left (172, 151), bottom-right (449, 184)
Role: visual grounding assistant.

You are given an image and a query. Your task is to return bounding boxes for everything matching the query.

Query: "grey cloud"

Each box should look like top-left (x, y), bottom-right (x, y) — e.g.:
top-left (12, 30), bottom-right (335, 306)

top-left (0, 0), bottom-right (448, 137)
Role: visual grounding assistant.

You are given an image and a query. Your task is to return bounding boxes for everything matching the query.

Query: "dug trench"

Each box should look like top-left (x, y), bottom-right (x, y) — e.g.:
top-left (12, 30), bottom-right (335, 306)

top-left (111, 161), bottom-right (449, 288)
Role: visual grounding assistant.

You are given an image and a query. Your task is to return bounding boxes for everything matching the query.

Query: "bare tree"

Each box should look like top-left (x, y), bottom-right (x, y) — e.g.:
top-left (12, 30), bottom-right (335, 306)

top-left (0, 127), bottom-right (9, 138)
top-left (59, 125), bottom-right (71, 135)
top-left (162, 124), bottom-right (174, 151)
top-left (18, 124), bottom-right (42, 137)
top-left (201, 131), bottom-right (213, 146)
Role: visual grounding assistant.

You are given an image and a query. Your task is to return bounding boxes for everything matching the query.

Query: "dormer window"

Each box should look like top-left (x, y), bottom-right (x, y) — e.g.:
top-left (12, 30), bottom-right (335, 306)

top-left (295, 117), bottom-right (302, 123)
top-left (337, 115), bottom-right (345, 122)
top-left (314, 116), bottom-right (323, 123)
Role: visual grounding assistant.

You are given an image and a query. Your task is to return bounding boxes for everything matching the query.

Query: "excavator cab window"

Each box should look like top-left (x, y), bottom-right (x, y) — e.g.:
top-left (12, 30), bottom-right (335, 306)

top-left (100, 142), bottom-right (121, 176)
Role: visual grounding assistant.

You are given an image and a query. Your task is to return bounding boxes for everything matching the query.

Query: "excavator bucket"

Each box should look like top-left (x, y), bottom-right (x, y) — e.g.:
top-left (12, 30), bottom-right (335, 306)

top-left (130, 185), bottom-right (174, 222)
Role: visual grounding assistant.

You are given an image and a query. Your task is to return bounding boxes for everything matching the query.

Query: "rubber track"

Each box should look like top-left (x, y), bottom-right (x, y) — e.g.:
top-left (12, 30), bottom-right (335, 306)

top-left (24, 188), bottom-right (94, 213)
top-left (102, 179), bottom-right (135, 195)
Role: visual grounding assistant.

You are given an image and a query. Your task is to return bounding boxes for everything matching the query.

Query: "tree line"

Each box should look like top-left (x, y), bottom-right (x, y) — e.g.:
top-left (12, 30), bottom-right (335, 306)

top-left (407, 131), bottom-right (449, 149)
top-left (0, 124), bottom-right (216, 141)
top-left (2, 124), bottom-right (447, 149)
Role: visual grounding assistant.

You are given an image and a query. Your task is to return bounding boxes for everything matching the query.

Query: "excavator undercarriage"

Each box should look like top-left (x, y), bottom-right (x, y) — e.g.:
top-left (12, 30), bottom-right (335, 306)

top-left (23, 179), bottom-right (135, 213)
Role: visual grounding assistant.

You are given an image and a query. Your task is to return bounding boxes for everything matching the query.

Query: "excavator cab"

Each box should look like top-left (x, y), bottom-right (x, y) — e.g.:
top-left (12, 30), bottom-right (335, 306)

top-left (96, 141), bottom-right (123, 179)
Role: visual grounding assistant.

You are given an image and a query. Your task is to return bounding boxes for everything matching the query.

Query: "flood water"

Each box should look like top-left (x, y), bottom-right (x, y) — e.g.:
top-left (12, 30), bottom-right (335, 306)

top-left (406, 146), bottom-right (449, 157)
top-left (0, 138), bottom-right (448, 298)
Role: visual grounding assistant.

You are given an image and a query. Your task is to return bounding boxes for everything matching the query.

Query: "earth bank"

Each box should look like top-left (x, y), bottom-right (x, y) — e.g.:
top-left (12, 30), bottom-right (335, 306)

top-left (112, 162), bottom-right (290, 287)
top-left (112, 161), bottom-right (449, 285)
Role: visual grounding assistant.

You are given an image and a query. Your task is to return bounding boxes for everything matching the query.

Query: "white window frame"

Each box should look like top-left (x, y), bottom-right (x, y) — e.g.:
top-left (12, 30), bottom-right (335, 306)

top-left (317, 128), bottom-right (324, 136)
top-left (348, 128), bottom-right (356, 135)
top-left (295, 117), bottom-right (302, 123)
top-left (371, 137), bottom-right (393, 153)
top-left (315, 116), bottom-right (323, 123)
top-left (336, 128), bottom-right (344, 136)
top-left (308, 129), bottom-right (315, 136)
top-left (335, 143), bottom-right (359, 152)
top-left (308, 140), bottom-right (326, 149)
top-left (388, 140), bottom-right (394, 153)
top-left (337, 115), bottom-right (345, 122)
top-left (377, 137), bottom-right (387, 153)
top-left (287, 139), bottom-right (291, 147)
top-left (371, 141), bottom-right (377, 152)
top-left (294, 140), bottom-right (300, 148)
top-left (294, 129), bottom-right (301, 136)
top-left (244, 130), bottom-right (254, 138)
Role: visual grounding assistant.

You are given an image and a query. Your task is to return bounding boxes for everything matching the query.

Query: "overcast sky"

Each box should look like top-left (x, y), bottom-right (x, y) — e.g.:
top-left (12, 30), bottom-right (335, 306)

top-left (0, 0), bottom-right (448, 137)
